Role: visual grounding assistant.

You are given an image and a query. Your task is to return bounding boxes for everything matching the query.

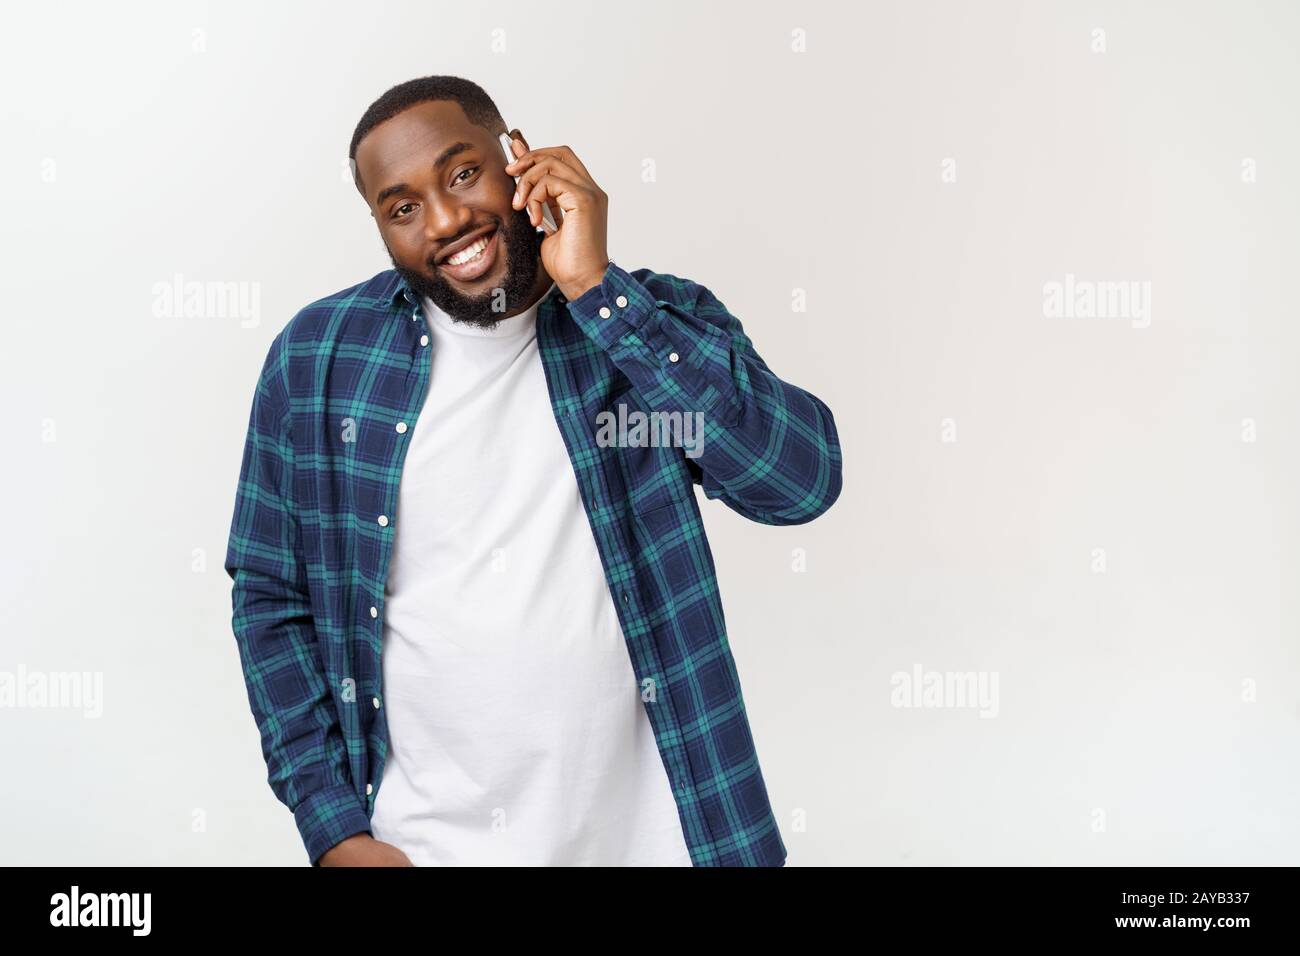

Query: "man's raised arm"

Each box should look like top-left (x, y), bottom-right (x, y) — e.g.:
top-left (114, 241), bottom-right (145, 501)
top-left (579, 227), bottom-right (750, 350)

top-left (566, 263), bottom-right (843, 525)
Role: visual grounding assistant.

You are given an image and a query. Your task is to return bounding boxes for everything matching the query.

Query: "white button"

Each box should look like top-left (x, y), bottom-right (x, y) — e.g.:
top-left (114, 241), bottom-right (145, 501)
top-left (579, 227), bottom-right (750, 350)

top-left (420, 334), bottom-right (429, 347)
top-left (411, 310), bottom-right (418, 321)
top-left (377, 514), bottom-right (389, 527)
top-left (668, 352), bottom-right (679, 363)
top-left (370, 606), bottom-right (377, 618)
top-left (366, 783), bottom-right (373, 795)
top-left (615, 295), bottom-right (628, 307)
top-left (372, 697), bottom-right (381, 709)
top-left (598, 306), bottom-right (611, 318)
top-left (395, 422), bottom-right (407, 434)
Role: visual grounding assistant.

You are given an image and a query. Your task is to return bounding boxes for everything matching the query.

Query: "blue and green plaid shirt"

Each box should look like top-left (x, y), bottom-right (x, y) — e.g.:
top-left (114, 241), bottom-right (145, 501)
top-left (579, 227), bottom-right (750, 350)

top-left (224, 259), bottom-right (843, 866)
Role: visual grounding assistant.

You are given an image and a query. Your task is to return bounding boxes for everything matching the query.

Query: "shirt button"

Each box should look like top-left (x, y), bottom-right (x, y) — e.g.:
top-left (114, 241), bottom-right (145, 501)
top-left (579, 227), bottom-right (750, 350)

top-left (370, 606), bottom-right (378, 618)
top-left (395, 421), bottom-right (408, 434)
top-left (377, 514), bottom-right (389, 527)
top-left (615, 295), bottom-right (628, 308)
top-left (372, 697), bottom-right (381, 709)
top-left (598, 306), bottom-right (611, 318)
top-left (366, 783), bottom-right (373, 796)
top-left (668, 352), bottom-right (680, 363)
top-left (420, 334), bottom-right (429, 347)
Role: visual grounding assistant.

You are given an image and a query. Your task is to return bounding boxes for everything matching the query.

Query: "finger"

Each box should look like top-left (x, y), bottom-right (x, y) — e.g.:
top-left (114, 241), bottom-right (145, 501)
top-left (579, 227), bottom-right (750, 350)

top-left (537, 191), bottom-right (562, 234)
top-left (514, 161), bottom-right (558, 220)
top-left (552, 145), bottom-right (596, 187)
top-left (517, 170), bottom-right (585, 234)
top-left (511, 147), bottom-right (594, 192)
top-left (544, 192), bottom-right (564, 230)
top-left (518, 172), bottom-right (588, 226)
top-left (528, 187), bottom-right (548, 230)
top-left (529, 177), bottom-right (570, 231)
top-left (504, 134), bottom-right (527, 164)
top-left (508, 142), bottom-right (591, 177)
top-left (524, 166), bottom-right (567, 230)
top-left (509, 151), bottom-right (592, 198)
top-left (511, 155), bottom-right (559, 207)
top-left (510, 154), bottom-right (544, 210)
top-left (504, 139), bottom-right (534, 174)
top-left (504, 139), bottom-right (552, 173)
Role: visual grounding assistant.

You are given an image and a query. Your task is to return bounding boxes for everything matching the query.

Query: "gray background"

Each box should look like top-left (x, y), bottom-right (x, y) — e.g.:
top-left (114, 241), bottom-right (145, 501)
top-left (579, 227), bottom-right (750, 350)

top-left (2, 0), bottom-right (1296, 865)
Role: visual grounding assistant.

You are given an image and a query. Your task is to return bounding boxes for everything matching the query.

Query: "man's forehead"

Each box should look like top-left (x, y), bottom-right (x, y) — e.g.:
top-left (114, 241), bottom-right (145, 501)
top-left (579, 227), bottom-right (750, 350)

top-left (356, 101), bottom-right (481, 184)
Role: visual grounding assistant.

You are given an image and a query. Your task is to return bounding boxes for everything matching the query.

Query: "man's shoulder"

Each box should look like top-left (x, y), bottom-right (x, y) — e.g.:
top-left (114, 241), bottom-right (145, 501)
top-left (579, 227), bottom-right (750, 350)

top-left (274, 267), bottom-right (404, 349)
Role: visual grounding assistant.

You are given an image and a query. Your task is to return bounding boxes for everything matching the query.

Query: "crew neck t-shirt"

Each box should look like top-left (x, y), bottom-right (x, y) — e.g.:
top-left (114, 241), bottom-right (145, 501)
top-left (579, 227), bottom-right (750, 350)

top-left (366, 284), bottom-right (694, 866)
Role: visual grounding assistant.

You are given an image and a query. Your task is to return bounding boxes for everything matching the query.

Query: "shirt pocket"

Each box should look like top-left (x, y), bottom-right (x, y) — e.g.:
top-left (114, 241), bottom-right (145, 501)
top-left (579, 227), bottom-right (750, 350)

top-left (613, 434), bottom-right (695, 516)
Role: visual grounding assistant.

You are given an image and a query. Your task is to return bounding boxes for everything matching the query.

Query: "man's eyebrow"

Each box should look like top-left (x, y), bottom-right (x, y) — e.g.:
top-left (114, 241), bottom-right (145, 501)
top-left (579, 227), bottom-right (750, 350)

top-left (373, 140), bottom-right (477, 207)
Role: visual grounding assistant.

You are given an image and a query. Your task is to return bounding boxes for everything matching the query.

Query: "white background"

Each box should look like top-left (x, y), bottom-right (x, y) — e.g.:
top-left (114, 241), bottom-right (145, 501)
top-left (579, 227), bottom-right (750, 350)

top-left (2, 0), bottom-right (1297, 865)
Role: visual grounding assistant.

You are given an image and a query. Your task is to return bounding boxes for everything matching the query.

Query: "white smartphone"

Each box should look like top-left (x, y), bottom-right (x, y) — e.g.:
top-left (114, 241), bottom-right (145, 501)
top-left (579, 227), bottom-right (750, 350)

top-left (499, 132), bottom-right (558, 233)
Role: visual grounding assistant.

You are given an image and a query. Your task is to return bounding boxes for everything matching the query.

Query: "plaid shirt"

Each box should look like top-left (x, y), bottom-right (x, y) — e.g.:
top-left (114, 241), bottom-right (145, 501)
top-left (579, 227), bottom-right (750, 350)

top-left (224, 259), bottom-right (843, 866)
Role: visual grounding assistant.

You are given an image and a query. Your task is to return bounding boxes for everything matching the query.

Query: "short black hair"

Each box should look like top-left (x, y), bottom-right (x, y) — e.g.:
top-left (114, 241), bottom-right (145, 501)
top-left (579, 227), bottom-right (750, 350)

top-left (349, 75), bottom-right (506, 196)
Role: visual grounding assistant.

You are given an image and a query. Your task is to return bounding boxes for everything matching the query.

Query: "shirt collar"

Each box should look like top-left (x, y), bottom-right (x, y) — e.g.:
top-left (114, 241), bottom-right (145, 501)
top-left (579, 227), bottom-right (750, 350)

top-left (384, 271), bottom-right (415, 309)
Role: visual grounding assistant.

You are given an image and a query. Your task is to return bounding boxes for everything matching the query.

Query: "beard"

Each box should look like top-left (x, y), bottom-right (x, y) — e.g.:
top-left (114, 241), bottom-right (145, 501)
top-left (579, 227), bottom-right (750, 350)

top-left (387, 205), bottom-right (546, 330)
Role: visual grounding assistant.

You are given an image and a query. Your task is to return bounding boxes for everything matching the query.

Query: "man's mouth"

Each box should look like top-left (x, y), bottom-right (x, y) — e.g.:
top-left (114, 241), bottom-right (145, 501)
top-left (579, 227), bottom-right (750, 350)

top-left (437, 227), bottom-right (500, 282)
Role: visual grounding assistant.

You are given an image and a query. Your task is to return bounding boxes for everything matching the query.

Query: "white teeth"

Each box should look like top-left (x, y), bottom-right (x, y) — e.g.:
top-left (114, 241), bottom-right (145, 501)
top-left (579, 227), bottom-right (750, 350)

top-left (447, 234), bottom-right (491, 266)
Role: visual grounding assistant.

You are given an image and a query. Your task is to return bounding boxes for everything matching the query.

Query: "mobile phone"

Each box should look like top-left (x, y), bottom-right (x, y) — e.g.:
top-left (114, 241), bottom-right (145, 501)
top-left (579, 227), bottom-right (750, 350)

top-left (499, 132), bottom-right (558, 233)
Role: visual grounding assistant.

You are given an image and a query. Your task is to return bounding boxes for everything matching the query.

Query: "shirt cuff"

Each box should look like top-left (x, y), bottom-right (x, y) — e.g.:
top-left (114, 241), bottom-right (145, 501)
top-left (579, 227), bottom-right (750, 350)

top-left (565, 260), bottom-right (657, 352)
top-left (294, 783), bottom-right (373, 866)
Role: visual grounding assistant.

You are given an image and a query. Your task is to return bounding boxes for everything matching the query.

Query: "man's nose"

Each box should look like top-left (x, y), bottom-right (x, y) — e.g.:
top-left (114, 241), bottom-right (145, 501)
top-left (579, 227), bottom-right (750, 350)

top-left (424, 194), bottom-right (471, 243)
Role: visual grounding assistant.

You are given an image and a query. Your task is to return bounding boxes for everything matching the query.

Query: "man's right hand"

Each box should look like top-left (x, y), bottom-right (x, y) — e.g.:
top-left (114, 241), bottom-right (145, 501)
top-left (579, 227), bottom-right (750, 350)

top-left (318, 833), bottom-right (415, 866)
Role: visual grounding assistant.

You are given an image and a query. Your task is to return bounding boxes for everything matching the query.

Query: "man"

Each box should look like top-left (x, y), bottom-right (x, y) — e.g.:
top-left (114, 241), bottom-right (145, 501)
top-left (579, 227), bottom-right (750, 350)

top-left (224, 75), bottom-right (842, 867)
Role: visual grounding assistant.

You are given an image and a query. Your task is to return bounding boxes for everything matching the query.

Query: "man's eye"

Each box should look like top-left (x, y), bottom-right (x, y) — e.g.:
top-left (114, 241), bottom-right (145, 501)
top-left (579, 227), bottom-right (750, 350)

top-left (392, 202), bottom-right (415, 219)
top-left (454, 166), bottom-right (479, 185)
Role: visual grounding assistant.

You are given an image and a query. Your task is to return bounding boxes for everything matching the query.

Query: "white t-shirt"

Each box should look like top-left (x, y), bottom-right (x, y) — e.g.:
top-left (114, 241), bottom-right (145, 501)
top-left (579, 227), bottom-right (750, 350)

top-left (367, 283), bottom-right (693, 866)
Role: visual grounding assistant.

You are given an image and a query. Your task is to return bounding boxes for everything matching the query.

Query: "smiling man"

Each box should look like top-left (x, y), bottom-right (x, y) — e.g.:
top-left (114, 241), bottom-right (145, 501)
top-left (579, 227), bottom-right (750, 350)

top-left (224, 75), bottom-right (843, 867)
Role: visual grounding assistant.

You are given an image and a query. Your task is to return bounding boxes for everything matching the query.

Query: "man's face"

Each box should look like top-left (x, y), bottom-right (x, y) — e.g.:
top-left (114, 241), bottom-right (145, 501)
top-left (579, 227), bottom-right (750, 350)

top-left (354, 100), bottom-right (545, 328)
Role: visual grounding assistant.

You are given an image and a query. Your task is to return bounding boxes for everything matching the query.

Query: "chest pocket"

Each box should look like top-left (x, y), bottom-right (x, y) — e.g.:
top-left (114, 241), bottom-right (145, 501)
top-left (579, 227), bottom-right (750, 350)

top-left (618, 443), bottom-right (692, 514)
